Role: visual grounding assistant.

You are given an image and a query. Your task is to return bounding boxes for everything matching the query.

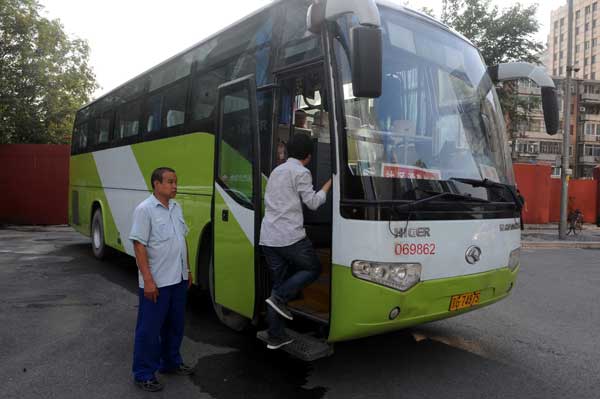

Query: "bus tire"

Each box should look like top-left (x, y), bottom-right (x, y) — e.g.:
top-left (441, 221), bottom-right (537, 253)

top-left (91, 208), bottom-right (107, 260)
top-left (209, 253), bottom-right (250, 332)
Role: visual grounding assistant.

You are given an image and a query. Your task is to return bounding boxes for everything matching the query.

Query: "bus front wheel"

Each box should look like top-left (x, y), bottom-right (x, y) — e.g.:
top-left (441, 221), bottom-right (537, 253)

top-left (208, 254), bottom-right (249, 332)
top-left (91, 208), bottom-right (107, 260)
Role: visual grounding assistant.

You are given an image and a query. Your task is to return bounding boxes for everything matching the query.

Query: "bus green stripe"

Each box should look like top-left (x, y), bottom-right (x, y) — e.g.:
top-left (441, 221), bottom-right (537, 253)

top-left (328, 264), bottom-right (519, 342)
top-left (130, 132), bottom-right (216, 280)
top-left (69, 153), bottom-right (122, 250)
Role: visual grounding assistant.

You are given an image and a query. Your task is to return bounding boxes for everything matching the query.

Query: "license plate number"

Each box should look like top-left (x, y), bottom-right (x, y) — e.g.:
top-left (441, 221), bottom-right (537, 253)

top-left (449, 291), bottom-right (481, 311)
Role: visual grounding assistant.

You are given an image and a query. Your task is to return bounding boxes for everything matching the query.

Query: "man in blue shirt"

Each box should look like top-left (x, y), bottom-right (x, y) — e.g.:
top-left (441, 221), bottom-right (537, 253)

top-left (129, 167), bottom-right (193, 392)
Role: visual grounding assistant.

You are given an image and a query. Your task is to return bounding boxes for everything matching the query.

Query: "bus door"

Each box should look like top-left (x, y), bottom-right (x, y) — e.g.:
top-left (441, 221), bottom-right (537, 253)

top-left (213, 75), bottom-right (261, 318)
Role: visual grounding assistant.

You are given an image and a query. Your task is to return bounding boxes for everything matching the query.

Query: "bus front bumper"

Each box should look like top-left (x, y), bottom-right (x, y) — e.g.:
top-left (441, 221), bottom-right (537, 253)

top-left (328, 264), bottom-right (519, 342)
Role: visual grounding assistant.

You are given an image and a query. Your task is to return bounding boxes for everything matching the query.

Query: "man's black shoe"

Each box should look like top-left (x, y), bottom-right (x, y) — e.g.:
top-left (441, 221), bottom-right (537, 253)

top-left (160, 363), bottom-right (195, 376)
top-left (266, 296), bottom-right (293, 320)
top-left (134, 378), bottom-right (164, 392)
top-left (266, 333), bottom-right (294, 350)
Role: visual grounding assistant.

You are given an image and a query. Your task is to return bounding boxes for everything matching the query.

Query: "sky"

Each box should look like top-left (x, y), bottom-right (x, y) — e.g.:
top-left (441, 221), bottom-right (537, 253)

top-left (39, 0), bottom-right (566, 99)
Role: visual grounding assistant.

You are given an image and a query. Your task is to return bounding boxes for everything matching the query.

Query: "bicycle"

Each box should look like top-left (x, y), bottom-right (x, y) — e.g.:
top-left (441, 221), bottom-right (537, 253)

top-left (567, 209), bottom-right (584, 235)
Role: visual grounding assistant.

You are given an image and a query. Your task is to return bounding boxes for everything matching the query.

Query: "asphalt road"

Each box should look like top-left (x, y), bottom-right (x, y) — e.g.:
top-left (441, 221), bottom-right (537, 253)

top-left (1, 226), bottom-right (598, 399)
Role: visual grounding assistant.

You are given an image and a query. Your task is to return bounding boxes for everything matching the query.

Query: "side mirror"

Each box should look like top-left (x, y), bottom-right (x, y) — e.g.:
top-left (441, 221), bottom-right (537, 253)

top-left (541, 87), bottom-right (559, 135)
top-left (351, 26), bottom-right (382, 98)
top-left (488, 62), bottom-right (559, 135)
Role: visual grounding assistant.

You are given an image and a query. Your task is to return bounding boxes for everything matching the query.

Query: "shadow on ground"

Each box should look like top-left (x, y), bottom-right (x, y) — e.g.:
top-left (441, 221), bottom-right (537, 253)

top-left (49, 238), bottom-right (568, 399)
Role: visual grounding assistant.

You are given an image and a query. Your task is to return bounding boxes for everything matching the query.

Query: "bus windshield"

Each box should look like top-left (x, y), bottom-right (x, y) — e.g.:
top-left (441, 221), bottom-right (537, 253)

top-left (333, 6), bottom-right (514, 203)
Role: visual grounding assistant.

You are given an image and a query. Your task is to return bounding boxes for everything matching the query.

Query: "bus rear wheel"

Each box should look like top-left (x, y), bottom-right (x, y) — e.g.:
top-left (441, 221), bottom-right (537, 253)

top-left (208, 254), bottom-right (249, 332)
top-left (91, 208), bottom-right (107, 260)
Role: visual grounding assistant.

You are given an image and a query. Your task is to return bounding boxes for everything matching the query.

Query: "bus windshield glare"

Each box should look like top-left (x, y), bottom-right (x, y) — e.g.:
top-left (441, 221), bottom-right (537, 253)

top-left (334, 7), bottom-right (514, 203)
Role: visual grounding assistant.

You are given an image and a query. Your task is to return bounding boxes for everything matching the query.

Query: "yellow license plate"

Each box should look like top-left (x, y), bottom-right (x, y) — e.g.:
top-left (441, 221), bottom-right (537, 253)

top-left (449, 291), bottom-right (481, 311)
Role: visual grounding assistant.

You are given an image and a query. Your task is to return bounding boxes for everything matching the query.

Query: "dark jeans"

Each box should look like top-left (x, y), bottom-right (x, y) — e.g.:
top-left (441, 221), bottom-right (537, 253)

top-left (261, 237), bottom-right (321, 338)
top-left (132, 280), bottom-right (187, 381)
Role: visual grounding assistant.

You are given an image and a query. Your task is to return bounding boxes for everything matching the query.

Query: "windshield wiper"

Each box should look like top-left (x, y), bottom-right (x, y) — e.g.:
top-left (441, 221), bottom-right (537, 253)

top-left (450, 177), bottom-right (523, 211)
top-left (391, 189), bottom-right (491, 212)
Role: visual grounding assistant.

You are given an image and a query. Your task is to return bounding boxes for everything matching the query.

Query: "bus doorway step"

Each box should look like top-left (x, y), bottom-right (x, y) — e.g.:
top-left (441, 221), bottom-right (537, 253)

top-left (256, 329), bottom-right (333, 361)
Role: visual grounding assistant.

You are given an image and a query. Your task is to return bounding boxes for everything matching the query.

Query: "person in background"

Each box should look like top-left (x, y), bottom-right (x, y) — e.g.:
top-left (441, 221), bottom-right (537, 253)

top-left (294, 109), bottom-right (308, 129)
top-left (517, 188), bottom-right (526, 231)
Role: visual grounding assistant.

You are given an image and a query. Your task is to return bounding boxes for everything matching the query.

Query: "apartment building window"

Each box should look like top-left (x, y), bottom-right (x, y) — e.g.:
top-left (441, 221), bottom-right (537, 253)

top-left (576, 26), bottom-right (580, 35)
top-left (585, 57), bottom-right (589, 65)
top-left (586, 22), bottom-right (590, 31)
top-left (554, 68), bottom-right (558, 75)
top-left (577, 10), bottom-right (581, 19)
top-left (559, 66), bottom-right (563, 75)
top-left (584, 144), bottom-right (600, 156)
top-left (560, 33), bottom-right (565, 41)
top-left (593, 55), bottom-right (597, 64)
top-left (594, 19), bottom-right (597, 28)
top-left (576, 44), bottom-right (580, 53)
top-left (529, 120), bottom-right (542, 132)
top-left (593, 72), bottom-right (597, 79)
top-left (594, 38), bottom-right (598, 47)
top-left (517, 141), bottom-right (539, 154)
top-left (586, 5), bottom-right (591, 15)
top-left (540, 141), bottom-right (561, 154)
top-left (595, 2), bottom-right (598, 12)
top-left (586, 41), bottom-right (590, 49)
top-left (554, 20), bottom-right (559, 29)
top-left (585, 123), bottom-right (600, 135)
top-left (585, 74), bottom-right (589, 79)
top-left (561, 50), bottom-right (564, 59)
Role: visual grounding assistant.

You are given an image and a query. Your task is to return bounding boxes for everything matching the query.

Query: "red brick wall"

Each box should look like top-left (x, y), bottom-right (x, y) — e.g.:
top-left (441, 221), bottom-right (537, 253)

top-left (566, 180), bottom-right (597, 223)
top-left (0, 144), bottom-right (70, 225)
top-left (549, 179), bottom-right (562, 223)
top-left (514, 163), bottom-right (552, 224)
top-left (515, 163), bottom-right (598, 224)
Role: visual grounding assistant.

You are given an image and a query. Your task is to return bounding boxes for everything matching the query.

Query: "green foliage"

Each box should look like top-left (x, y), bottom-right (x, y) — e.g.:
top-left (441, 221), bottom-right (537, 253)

top-left (496, 83), bottom-right (543, 136)
top-left (441, 0), bottom-right (544, 137)
top-left (400, 1), bottom-right (436, 19)
top-left (0, 0), bottom-right (97, 144)
top-left (441, 0), bottom-right (544, 65)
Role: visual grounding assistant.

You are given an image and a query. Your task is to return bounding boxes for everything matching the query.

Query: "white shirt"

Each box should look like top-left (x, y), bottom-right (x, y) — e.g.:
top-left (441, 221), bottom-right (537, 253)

top-left (129, 195), bottom-right (189, 288)
top-left (259, 158), bottom-right (327, 247)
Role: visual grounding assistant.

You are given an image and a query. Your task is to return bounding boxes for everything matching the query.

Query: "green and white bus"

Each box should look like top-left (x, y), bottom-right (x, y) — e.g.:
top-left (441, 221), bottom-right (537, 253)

top-left (69, 0), bottom-right (558, 359)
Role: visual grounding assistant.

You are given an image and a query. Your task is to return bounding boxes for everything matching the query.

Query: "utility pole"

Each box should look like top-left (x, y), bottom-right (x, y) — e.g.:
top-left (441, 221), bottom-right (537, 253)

top-left (559, 0), bottom-right (574, 240)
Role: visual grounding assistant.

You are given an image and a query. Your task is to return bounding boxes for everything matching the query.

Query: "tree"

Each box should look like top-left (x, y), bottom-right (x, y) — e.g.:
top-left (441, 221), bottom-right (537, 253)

top-left (400, 1), bottom-right (436, 19)
top-left (441, 0), bottom-right (544, 65)
top-left (441, 0), bottom-right (544, 138)
top-left (0, 0), bottom-right (97, 144)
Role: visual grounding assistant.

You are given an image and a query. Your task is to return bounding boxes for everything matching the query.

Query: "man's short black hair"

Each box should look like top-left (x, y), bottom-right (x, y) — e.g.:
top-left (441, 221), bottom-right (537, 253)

top-left (287, 133), bottom-right (313, 160)
top-left (151, 167), bottom-right (176, 190)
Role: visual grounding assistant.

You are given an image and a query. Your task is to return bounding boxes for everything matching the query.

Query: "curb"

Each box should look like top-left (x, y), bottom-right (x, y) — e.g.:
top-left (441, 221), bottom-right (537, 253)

top-left (522, 241), bottom-right (600, 249)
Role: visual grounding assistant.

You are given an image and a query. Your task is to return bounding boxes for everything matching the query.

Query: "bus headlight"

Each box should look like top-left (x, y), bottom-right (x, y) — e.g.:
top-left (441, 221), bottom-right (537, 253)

top-left (508, 248), bottom-right (520, 271)
top-left (351, 261), bottom-right (421, 291)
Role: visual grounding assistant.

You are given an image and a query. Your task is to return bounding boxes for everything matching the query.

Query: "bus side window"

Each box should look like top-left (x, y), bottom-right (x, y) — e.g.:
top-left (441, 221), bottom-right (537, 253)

top-left (97, 112), bottom-right (112, 144)
top-left (73, 123), bottom-right (88, 153)
top-left (162, 79), bottom-right (188, 128)
top-left (143, 94), bottom-right (162, 134)
top-left (114, 100), bottom-right (142, 141)
top-left (190, 67), bottom-right (224, 125)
